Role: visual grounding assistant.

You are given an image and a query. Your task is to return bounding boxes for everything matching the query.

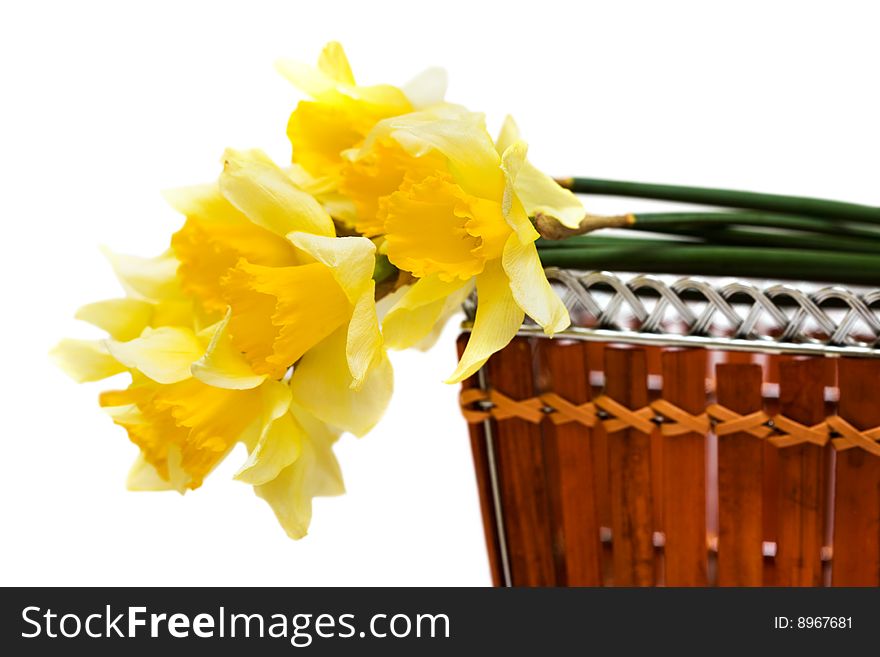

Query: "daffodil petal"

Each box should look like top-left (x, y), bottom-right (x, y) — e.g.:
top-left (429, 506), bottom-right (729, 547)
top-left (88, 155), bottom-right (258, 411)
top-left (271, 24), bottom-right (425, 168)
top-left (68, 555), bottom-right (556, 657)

top-left (172, 207), bottom-right (298, 315)
top-left (100, 398), bottom-right (141, 423)
top-left (495, 115), bottom-right (520, 155)
top-left (286, 232), bottom-right (375, 303)
top-left (446, 261), bottom-right (524, 384)
top-left (51, 339), bottom-right (127, 382)
top-left (126, 453), bottom-right (184, 493)
top-left (257, 379), bottom-right (296, 427)
top-left (368, 106), bottom-right (504, 200)
top-left (345, 84), bottom-right (413, 109)
top-left (220, 148), bottom-right (335, 238)
top-left (382, 275), bottom-right (467, 350)
top-left (221, 260), bottom-right (351, 379)
top-left (275, 59), bottom-right (338, 100)
top-left (290, 326), bottom-right (393, 437)
top-left (375, 283), bottom-right (407, 321)
top-left (412, 281), bottom-right (473, 352)
top-left (346, 282), bottom-right (383, 388)
top-left (502, 234), bottom-right (570, 335)
top-left (285, 163), bottom-right (337, 196)
top-left (227, 379), bottom-right (292, 456)
top-left (515, 162), bottom-right (585, 230)
top-left (191, 310), bottom-right (267, 390)
top-left (74, 298), bottom-right (154, 341)
top-left (253, 409), bottom-right (344, 540)
top-left (292, 403), bottom-right (343, 443)
top-left (496, 122), bottom-right (584, 229)
top-left (162, 182), bottom-right (243, 223)
top-left (153, 299), bottom-right (201, 330)
top-left (317, 41), bottom-right (355, 85)
top-left (317, 193), bottom-right (357, 226)
top-left (101, 378), bottom-right (263, 490)
top-left (102, 247), bottom-right (182, 301)
top-left (499, 141), bottom-right (540, 243)
top-left (106, 326), bottom-right (204, 384)
top-left (287, 165), bottom-right (357, 221)
top-left (235, 412), bottom-right (301, 486)
top-left (402, 67), bottom-right (448, 109)
top-left (235, 382), bottom-right (298, 486)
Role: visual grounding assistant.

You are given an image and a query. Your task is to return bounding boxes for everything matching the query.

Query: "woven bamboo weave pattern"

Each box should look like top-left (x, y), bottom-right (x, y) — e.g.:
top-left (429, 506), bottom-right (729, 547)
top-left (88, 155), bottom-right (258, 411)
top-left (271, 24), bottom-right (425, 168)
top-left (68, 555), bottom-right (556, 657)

top-left (460, 389), bottom-right (880, 455)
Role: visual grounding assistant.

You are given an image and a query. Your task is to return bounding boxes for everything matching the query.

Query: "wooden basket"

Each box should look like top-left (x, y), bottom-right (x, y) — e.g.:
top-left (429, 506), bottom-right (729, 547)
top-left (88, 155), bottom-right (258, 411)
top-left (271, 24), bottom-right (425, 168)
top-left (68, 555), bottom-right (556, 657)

top-left (458, 271), bottom-right (880, 586)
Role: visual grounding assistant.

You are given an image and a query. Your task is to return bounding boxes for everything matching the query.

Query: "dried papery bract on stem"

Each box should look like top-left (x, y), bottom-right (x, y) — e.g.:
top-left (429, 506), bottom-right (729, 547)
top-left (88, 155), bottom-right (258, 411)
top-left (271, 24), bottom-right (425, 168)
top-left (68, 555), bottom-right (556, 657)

top-left (534, 212), bottom-right (635, 240)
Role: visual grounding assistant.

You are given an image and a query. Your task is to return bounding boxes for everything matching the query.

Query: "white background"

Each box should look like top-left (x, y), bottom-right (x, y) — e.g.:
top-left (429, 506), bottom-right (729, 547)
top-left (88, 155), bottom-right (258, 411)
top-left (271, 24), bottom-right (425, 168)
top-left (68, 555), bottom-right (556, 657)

top-left (2, 0), bottom-right (879, 586)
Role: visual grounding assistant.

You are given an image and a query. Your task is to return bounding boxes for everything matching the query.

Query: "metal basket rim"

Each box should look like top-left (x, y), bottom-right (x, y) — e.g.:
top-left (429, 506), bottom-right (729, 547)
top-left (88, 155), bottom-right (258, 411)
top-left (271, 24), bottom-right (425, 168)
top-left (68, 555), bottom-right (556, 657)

top-left (461, 269), bottom-right (880, 358)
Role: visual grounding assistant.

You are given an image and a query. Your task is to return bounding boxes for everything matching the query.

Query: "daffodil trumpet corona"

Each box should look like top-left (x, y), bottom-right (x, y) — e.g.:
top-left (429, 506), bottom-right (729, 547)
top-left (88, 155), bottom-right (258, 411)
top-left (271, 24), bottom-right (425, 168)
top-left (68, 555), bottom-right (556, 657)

top-left (53, 41), bottom-right (879, 539)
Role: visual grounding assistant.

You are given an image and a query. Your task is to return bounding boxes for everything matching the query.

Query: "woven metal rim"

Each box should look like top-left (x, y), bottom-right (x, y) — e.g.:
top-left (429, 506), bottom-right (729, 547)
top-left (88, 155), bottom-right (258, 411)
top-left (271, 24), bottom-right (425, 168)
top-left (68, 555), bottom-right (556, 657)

top-left (461, 269), bottom-right (880, 357)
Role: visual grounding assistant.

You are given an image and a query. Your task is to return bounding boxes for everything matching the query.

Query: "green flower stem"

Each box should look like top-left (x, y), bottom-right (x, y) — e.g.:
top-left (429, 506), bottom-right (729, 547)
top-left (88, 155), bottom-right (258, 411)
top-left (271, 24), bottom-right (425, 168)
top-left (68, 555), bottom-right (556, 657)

top-left (372, 254), bottom-right (396, 284)
top-left (373, 253), bottom-right (403, 301)
top-left (561, 177), bottom-right (880, 225)
top-left (537, 224), bottom-right (880, 252)
top-left (537, 235), bottom-right (699, 249)
top-left (536, 243), bottom-right (880, 286)
top-left (631, 212), bottom-right (880, 240)
top-left (635, 226), bottom-right (880, 254)
top-left (537, 224), bottom-right (880, 254)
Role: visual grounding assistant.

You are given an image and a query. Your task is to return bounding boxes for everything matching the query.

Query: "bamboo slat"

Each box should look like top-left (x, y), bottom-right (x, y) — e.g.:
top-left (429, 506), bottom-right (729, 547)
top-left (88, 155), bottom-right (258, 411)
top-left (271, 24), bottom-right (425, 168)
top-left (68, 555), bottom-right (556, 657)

top-left (604, 346), bottom-right (655, 586)
top-left (586, 342), bottom-right (613, 582)
top-left (457, 334), bottom-right (504, 586)
top-left (661, 349), bottom-right (709, 585)
top-left (774, 358), bottom-right (827, 586)
top-left (716, 363), bottom-right (765, 586)
top-left (832, 358), bottom-right (880, 586)
top-left (485, 337), bottom-right (556, 586)
top-left (535, 340), bottom-right (603, 585)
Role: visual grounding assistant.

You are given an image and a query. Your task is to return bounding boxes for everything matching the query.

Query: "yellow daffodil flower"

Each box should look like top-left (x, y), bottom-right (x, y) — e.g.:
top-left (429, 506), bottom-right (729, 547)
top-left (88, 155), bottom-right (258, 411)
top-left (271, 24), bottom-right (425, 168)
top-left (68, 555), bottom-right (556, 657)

top-left (53, 147), bottom-right (395, 538)
top-left (276, 41), bottom-right (446, 212)
top-left (166, 147), bottom-right (397, 528)
top-left (340, 133), bottom-right (448, 237)
top-left (346, 110), bottom-right (585, 382)
top-left (51, 247), bottom-right (203, 384)
top-left (53, 42), bottom-right (600, 541)
top-left (52, 247), bottom-right (345, 538)
top-left (170, 148), bottom-right (393, 431)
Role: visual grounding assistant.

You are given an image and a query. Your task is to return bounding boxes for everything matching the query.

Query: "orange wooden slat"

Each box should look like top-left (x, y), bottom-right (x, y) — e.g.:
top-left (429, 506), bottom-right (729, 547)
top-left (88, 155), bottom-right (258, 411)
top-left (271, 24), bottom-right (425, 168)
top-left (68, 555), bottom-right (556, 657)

top-left (587, 344), bottom-right (611, 523)
top-left (661, 349), bottom-right (709, 586)
top-left (586, 343), bottom-right (613, 583)
top-left (715, 363), bottom-right (765, 586)
top-left (761, 355), bottom-right (781, 584)
top-left (647, 348), bottom-right (664, 584)
top-left (774, 358), bottom-right (827, 586)
top-left (586, 342), bottom-right (606, 382)
top-left (603, 346), bottom-right (655, 586)
top-left (646, 345), bottom-right (663, 377)
top-left (485, 337), bottom-right (556, 586)
top-left (456, 334), bottom-right (504, 587)
top-left (831, 358), bottom-right (880, 586)
top-left (535, 340), bottom-right (603, 586)
top-left (722, 351), bottom-right (753, 365)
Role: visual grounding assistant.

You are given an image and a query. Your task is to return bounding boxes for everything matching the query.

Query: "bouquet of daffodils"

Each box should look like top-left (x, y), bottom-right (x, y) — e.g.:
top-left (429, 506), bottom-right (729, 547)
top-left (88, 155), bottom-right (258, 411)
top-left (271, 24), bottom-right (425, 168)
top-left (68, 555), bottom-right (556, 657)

top-left (52, 43), bottom-right (581, 538)
top-left (53, 43), bottom-right (880, 538)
